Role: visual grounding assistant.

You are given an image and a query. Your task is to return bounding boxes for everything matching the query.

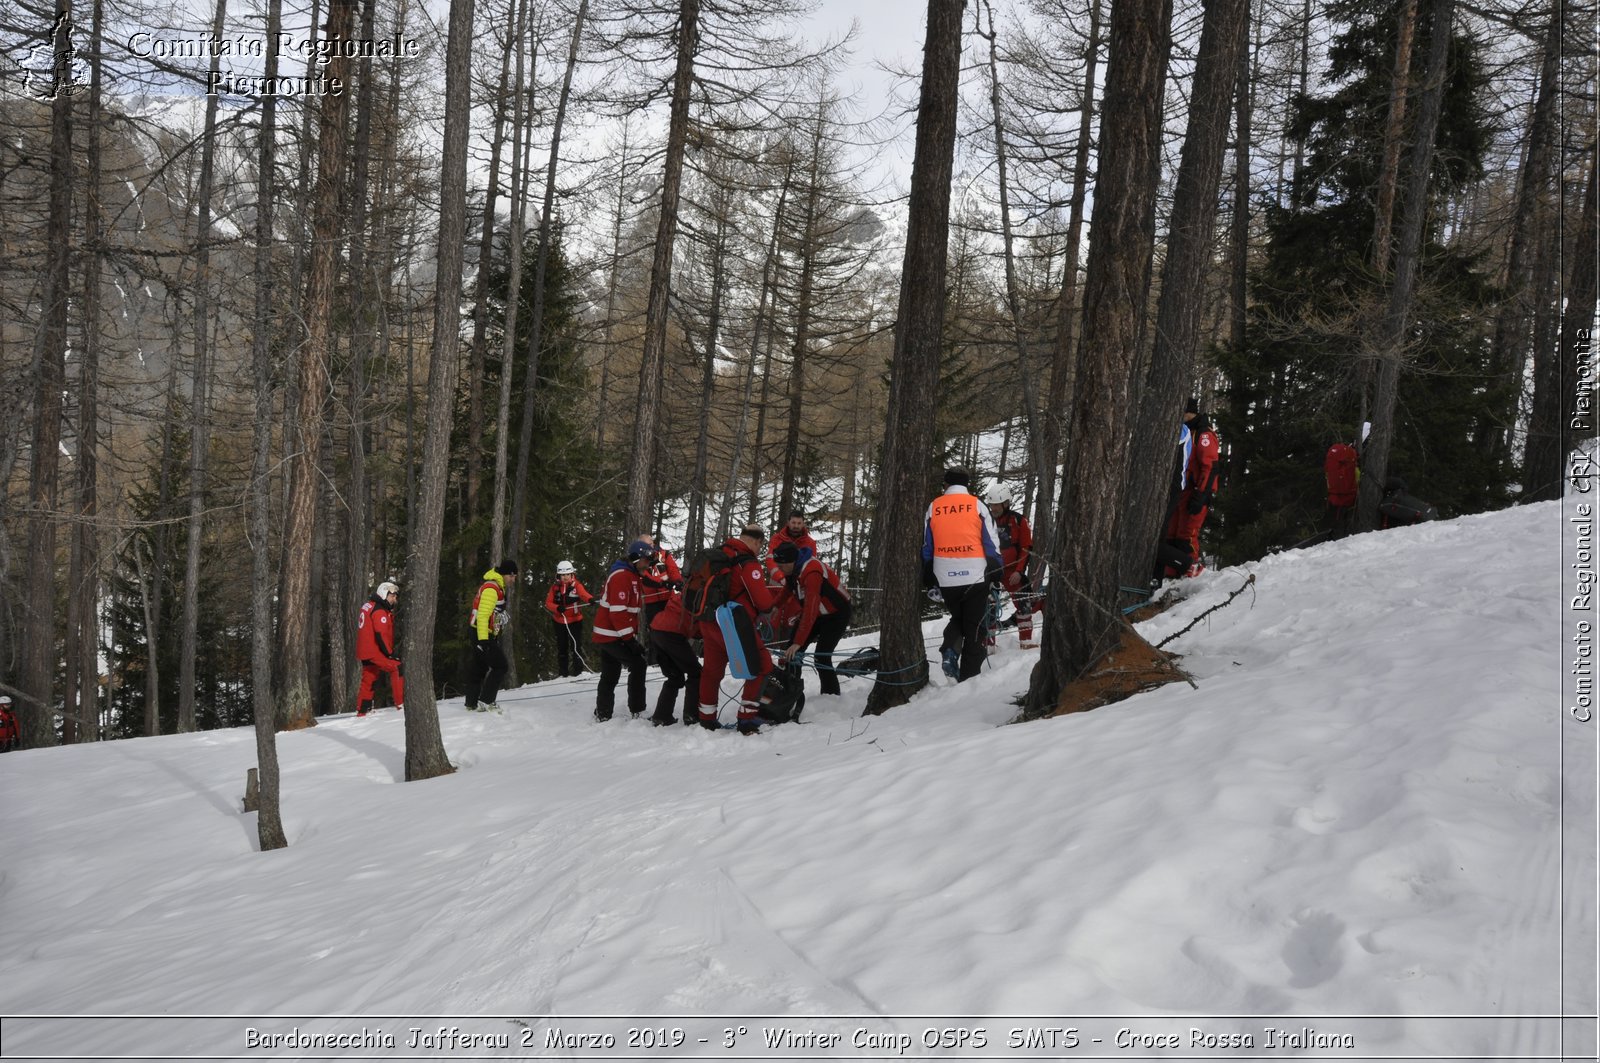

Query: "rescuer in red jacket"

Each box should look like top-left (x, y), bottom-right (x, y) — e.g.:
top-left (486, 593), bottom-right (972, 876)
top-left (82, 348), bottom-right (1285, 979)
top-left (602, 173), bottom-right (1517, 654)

top-left (696, 525), bottom-right (781, 734)
top-left (544, 560), bottom-right (593, 677)
top-left (1163, 398), bottom-right (1222, 577)
top-left (355, 580), bottom-right (404, 716)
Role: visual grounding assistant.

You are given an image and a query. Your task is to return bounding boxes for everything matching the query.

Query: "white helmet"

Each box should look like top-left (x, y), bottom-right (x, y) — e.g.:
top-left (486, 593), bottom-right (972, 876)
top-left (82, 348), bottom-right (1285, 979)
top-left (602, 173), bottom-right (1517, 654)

top-left (555, 560), bottom-right (576, 576)
top-left (0, 695), bottom-right (10, 706)
top-left (375, 580), bottom-right (399, 599)
top-left (985, 485), bottom-right (1011, 506)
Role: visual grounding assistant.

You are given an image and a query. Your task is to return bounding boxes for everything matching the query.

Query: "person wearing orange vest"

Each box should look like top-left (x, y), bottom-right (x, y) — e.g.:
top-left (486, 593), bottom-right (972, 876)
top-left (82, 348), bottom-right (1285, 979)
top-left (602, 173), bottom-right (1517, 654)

top-left (1163, 398), bottom-right (1221, 577)
top-left (923, 467), bottom-right (1004, 681)
top-left (355, 580), bottom-right (404, 717)
top-left (696, 525), bottom-right (782, 734)
top-left (983, 487), bottom-right (1041, 647)
top-left (464, 559), bottom-right (518, 712)
top-left (772, 543), bottom-right (852, 696)
top-left (591, 540), bottom-right (655, 721)
top-left (544, 560), bottom-right (593, 677)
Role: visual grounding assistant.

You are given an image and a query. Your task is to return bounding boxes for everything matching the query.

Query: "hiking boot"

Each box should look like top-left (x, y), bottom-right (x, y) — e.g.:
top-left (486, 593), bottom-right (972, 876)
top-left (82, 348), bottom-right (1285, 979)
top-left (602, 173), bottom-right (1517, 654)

top-left (482, 703), bottom-right (498, 713)
top-left (1184, 561), bottom-right (1206, 578)
top-left (594, 710), bottom-right (613, 722)
top-left (736, 719), bottom-right (761, 736)
top-left (698, 714), bottom-right (720, 731)
top-left (650, 711), bottom-right (676, 727)
top-left (464, 703), bottom-right (478, 712)
top-left (941, 647), bottom-right (960, 679)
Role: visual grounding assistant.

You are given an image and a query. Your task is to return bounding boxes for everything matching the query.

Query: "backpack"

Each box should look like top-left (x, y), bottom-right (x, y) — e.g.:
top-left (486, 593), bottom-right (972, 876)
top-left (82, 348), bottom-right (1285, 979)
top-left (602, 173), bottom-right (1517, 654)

top-left (1325, 443), bottom-right (1359, 508)
top-left (756, 664), bottom-right (806, 725)
top-left (683, 548), bottom-right (737, 620)
top-left (1379, 492), bottom-right (1438, 527)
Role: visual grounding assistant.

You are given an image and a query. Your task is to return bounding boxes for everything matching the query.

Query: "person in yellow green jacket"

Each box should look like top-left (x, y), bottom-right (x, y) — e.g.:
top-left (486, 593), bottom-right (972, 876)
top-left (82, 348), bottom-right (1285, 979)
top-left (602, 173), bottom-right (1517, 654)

top-left (464, 558), bottom-right (519, 711)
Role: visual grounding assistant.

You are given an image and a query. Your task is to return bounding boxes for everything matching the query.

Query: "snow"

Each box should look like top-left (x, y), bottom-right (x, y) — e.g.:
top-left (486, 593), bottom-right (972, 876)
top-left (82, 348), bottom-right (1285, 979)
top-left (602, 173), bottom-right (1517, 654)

top-left (0, 502), bottom-right (1593, 1060)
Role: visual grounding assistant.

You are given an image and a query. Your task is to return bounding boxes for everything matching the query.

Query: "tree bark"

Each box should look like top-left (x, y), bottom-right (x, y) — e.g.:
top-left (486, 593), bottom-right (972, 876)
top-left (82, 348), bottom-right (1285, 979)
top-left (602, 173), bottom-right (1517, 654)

top-left (1357, 0), bottom-right (1456, 530)
top-left (20, 2), bottom-right (76, 749)
top-left (1119, 0), bottom-right (1248, 583)
top-left (177, 0), bottom-right (229, 735)
top-left (401, 0), bottom-right (479, 782)
top-left (278, 0), bottom-right (357, 731)
top-left (250, 0), bottom-right (288, 851)
top-left (491, 0), bottom-right (532, 561)
top-left (67, 0), bottom-right (107, 744)
top-left (864, 0), bottom-right (967, 715)
top-left (509, 0), bottom-right (589, 562)
top-left (1486, 4), bottom-right (1561, 464)
top-left (1034, 0), bottom-right (1102, 577)
top-left (625, 0), bottom-right (700, 534)
top-left (466, 6), bottom-right (518, 528)
top-left (1022, 0), bottom-right (1173, 718)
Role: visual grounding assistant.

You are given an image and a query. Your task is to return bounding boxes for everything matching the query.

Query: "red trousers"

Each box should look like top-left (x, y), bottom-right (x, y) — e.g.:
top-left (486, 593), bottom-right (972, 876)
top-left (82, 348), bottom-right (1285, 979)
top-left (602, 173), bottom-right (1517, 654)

top-left (1165, 494), bottom-right (1210, 559)
top-left (695, 619), bottom-right (772, 722)
top-left (358, 657), bottom-right (404, 708)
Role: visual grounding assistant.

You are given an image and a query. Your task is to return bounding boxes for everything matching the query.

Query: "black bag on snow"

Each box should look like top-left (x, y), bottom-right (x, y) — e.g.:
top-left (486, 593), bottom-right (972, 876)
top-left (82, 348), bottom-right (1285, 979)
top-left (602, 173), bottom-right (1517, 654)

top-left (756, 664), bottom-right (806, 725)
top-left (1379, 492), bottom-right (1438, 527)
top-left (836, 646), bottom-right (880, 677)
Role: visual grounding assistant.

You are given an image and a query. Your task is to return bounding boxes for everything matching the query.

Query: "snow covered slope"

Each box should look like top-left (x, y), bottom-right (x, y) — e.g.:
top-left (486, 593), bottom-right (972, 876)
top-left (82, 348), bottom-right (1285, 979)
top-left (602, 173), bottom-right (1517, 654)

top-left (0, 502), bottom-right (1590, 1060)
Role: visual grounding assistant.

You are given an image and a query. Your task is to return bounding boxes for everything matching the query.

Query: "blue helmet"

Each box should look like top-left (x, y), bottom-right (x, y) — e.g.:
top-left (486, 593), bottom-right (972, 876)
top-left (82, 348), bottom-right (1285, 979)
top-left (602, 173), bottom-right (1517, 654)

top-left (626, 540), bottom-right (656, 562)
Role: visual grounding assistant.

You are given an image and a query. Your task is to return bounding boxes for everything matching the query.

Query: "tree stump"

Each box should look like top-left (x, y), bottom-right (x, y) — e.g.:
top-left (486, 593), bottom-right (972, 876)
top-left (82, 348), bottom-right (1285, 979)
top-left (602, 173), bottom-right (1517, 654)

top-left (243, 768), bottom-right (259, 813)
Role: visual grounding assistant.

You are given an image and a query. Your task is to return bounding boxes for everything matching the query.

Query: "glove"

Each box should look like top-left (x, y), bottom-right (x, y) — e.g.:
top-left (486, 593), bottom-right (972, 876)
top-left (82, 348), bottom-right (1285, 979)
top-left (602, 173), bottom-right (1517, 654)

top-left (921, 559), bottom-right (937, 588)
top-left (1186, 493), bottom-right (1205, 515)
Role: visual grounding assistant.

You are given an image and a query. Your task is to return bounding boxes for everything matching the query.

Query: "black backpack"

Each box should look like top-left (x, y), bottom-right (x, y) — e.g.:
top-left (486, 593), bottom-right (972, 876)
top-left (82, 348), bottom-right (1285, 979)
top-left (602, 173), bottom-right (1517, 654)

top-left (683, 548), bottom-right (737, 620)
top-left (757, 665), bottom-right (806, 725)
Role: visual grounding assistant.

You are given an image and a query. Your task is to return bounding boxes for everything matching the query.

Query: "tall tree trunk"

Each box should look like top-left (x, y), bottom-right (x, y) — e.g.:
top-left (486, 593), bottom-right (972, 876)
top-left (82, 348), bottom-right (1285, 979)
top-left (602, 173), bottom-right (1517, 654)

top-left (466, 6), bottom-right (518, 527)
top-left (401, 0), bottom-right (478, 782)
top-left (1035, 0), bottom-right (1102, 575)
top-left (1022, 0), bottom-right (1173, 718)
top-left (1357, 0), bottom-right (1455, 530)
top-left (491, 0), bottom-right (532, 561)
top-left (1527, 140), bottom-right (1597, 498)
top-left (689, 204), bottom-right (730, 557)
top-left (509, 0), bottom-right (589, 560)
top-left (343, 0), bottom-right (379, 698)
top-left (278, 0), bottom-right (357, 731)
top-left (596, 121), bottom-right (633, 452)
top-left (1486, 4), bottom-right (1561, 463)
top-left (780, 111), bottom-right (827, 522)
top-left (1119, 0), bottom-right (1248, 583)
top-left (720, 163), bottom-right (792, 542)
top-left (625, 0), bottom-right (700, 533)
top-left (981, 2), bottom-right (1049, 509)
top-left (178, 0), bottom-right (228, 735)
top-left (249, 0), bottom-right (289, 851)
top-left (1559, 144), bottom-right (1599, 462)
top-left (864, 0), bottom-right (966, 715)
top-left (20, 2), bottom-right (76, 749)
top-left (67, 0), bottom-right (106, 744)
top-left (1230, 9), bottom-right (1255, 357)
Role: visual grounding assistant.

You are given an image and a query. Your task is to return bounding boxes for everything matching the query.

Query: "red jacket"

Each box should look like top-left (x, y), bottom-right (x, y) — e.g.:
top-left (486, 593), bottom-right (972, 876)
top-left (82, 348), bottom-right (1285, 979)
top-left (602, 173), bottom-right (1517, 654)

top-left (0, 706), bottom-right (16, 745)
top-left (650, 593), bottom-right (696, 638)
top-left (992, 508), bottom-right (1033, 580)
top-left (355, 597), bottom-right (398, 662)
top-left (775, 556), bottom-right (850, 648)
top-left (639, 549), bottom-right (682, 606)
top-left (700, 538), bottom-right (780, 633)
top-left (544, 576), bottom-right (593, 624)
top-left (1182, 421), bottom-right (1222, 503)
top-left (592, 561), bottom-right (644, 644)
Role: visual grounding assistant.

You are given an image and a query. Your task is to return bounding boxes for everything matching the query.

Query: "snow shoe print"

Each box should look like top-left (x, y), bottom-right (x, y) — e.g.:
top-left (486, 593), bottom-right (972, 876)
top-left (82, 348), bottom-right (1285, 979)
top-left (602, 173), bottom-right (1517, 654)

top-left (941, 647), bottom-right (960, 679)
